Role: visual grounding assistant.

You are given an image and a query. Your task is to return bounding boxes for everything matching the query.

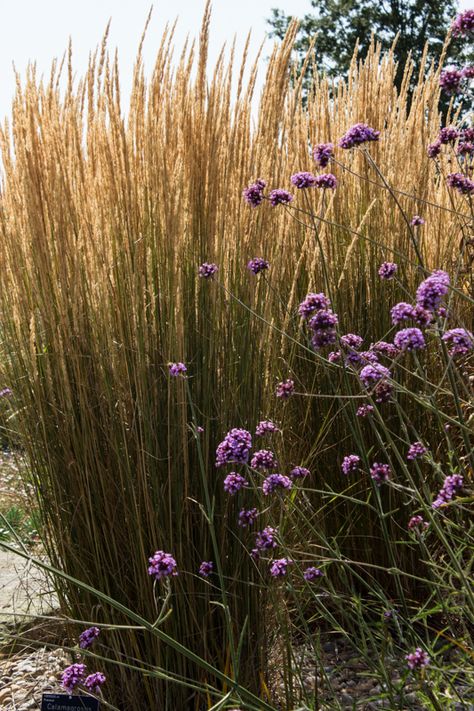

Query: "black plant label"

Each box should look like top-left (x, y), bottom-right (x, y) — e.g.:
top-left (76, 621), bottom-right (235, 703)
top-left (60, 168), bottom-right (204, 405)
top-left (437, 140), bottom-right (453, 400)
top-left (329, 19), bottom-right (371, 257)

top-left (41, 694), bottom-right (99, 711)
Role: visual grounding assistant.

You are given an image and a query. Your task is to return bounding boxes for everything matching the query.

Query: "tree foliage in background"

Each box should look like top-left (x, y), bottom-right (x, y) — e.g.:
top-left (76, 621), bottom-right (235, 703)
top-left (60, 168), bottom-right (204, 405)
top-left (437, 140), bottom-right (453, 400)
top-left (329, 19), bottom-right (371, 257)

top-left (267, 0), bottom-right (471, 96)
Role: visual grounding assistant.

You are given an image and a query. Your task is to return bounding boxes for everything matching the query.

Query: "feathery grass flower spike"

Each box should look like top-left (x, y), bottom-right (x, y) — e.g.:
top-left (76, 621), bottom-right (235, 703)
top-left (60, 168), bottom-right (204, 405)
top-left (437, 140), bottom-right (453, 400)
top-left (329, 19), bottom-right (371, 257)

top-left (148, 551), bottom-right (178, 580)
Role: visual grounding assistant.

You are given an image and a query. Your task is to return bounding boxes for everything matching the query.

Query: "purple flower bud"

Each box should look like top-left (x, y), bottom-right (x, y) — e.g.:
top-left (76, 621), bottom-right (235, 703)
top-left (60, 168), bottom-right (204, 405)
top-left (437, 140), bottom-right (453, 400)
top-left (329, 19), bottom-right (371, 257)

top-left (410, 215), bottom-right (425, 226)
top-left (223, 472), bottom-right (249, 494)
top-left (291, 171), bottom-right (317, 189)
top-left (407, 442), bottom-right (428, 461)
top-left (255, 420), bottom-right (280, 436)
top-left (303, 566), bottom-right (324, 581)
top-left (289, 466), bottom-right (310, 479)
top-left (238, 508), bottom-right (259, 527)
top-left (446, 172), bottom-right (474, 195)
top-left (61, 664), bottom-right (86, 692)
top-left (242, 179), bottom-right (266, 207)
top-left (250, 449), bottom-right (278, 470)
top-left (314, 173), bottom-right (337, 189)
top-left (406, 648), bottom-right (430, 670)
top-left (393, 327), bottom-right (426, 352)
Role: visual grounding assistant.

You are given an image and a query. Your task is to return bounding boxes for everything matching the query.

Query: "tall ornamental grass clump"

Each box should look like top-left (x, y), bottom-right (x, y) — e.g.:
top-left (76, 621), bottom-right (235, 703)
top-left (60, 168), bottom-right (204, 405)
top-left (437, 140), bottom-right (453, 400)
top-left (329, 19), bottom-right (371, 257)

top-left (0, 4), bottom-right (472, 707)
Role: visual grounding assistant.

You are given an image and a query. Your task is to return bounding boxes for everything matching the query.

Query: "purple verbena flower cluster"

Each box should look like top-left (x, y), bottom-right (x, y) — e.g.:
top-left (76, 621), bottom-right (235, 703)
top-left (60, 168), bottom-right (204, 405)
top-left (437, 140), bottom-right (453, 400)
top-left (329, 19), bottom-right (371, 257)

top-left (313, 142), bottom-right (334, 167)
top-left (378, 262), bottom-right (398, 280)
top-left (452, 10), bottom-right (474, 37)
top-left (61, 664), bottom-right (86, 692)
top-left (406, 648), bottom-right (430, 671)
top-left (416, 270), bottom-right (450, 313)
top-left (79, 626), bottom-right (100, 650)
top-left (341, 454), bottom-right (361, 475)
top-left (360, 363), bottom-right (391, 388)
top-left (432, 474), bottom-right (463, 509)
top-left (291, 171), bottom-right (316, 189)
top-left (198, 262), bottom-right (218, 279)
top-left (407, 442), bottom-right (428, 461)
top-left (262, 473), bottom-right (293, 495)
top-left (148, 550), bottom-right (178, 580)
top-left (370, 462), bottom-right (391, 486)
top-left (339, 123), bottom-right (380, 149)
top-left (439, 68), bottom-right (464, 94)
top-left (85, 672), bottom-right (107, 694)
top-left (276, 379), bottom-right (295, 399)
top-left (255, 526), bottom-right (278, 549)
top-left (446, 172), bottom-right (474, 195)
top-left (242, 179), bottom-right (266, 207)
top-left (238, 508), bottom-right (259, 527)
top-left (442, 328), bottom-right (474, 356)
top-left (289, 466), bottom-right (310, 479)
top-left (216, 428), bottom-right (252, 467)
top-left (410, 215), bottom-right (425, 226)
top-left (270, 558), bottom-right (292, 577)
top-left (269, 189), bottom-right (293, 206)
top-left (314, 173), bottom-right (337, 189)
top-left (393, 327), bottom-right (426, 352)
top-left (247, 257), bottom-right (269, 274)
top-left (303, 566), bottom-right (324, 581)
top-left (356, 404), bottom-right (374, 417)
top-left (223, 472), bottom-right (248, 494)
top-left (169, 362), bottom-right (187, 377)
top-left (250, 449), bottom-right (278, 470)
top-left (199, 561), bottom-right (214, 577)
top-left (255, 419), bottom-right (280, 436)
top-left (408, 515), bottom-right (429, 531)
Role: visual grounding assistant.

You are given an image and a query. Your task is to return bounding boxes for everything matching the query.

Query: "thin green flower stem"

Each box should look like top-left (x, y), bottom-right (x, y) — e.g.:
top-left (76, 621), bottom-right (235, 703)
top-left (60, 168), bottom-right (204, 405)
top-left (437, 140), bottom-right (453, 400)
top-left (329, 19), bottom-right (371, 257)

top-left (361, 148), bottom-right (425, 270)
top-left (0, 540), bottom-right (277, 711)
top-left (184, 377), bottom-right (240, 686)
top-left (367, 401), bottom-right (474, 616)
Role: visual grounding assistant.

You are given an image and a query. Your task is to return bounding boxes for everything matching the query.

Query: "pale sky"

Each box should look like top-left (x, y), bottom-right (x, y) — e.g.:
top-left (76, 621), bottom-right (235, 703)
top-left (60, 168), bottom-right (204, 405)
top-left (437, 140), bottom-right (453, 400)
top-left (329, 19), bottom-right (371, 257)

top-left (0, 0), bottom-right (471, 121)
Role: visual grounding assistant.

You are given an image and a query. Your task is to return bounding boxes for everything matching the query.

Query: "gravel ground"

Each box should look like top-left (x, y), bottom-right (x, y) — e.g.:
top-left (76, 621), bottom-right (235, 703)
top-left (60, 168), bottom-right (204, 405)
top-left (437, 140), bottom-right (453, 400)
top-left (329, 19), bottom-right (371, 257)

top-left (0, 646), bottom-right (68, 709)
